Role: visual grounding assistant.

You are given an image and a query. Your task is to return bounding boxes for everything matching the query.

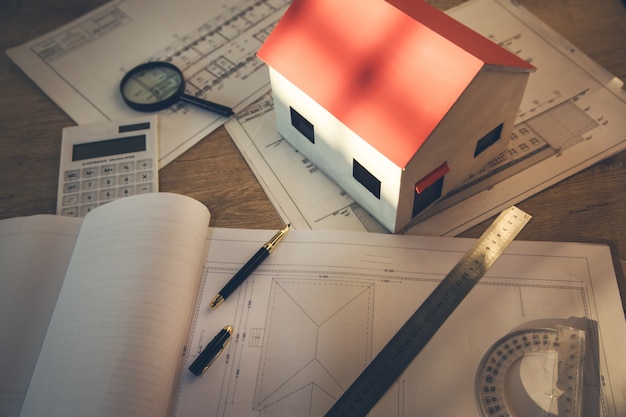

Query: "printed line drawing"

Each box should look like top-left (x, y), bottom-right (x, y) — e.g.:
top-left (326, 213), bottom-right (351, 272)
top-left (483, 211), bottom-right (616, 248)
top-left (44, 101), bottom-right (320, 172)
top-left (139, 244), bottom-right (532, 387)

top-left (253, 279), bottom-right (374, 415)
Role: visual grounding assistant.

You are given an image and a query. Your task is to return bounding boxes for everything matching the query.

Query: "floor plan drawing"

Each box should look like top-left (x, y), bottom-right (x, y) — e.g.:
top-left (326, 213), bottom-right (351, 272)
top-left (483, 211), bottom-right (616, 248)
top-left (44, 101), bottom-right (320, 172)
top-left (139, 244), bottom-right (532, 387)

top-left (172, 228), bottom-right (625, 417)
top-left (253, 279), bottom-right (374, 415)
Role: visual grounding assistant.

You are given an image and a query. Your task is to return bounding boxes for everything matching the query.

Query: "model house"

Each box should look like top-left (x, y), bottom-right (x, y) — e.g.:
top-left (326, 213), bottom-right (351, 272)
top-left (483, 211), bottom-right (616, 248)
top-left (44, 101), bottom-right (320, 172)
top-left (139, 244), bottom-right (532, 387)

top-left (257, 0), bottom-right (535, 232)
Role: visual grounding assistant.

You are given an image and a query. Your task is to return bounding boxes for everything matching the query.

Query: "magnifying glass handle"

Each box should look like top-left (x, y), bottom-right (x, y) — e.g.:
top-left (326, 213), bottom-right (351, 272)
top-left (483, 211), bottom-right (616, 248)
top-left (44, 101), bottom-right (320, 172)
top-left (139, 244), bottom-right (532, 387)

top-left (180, 93), bottom-right (234, 117)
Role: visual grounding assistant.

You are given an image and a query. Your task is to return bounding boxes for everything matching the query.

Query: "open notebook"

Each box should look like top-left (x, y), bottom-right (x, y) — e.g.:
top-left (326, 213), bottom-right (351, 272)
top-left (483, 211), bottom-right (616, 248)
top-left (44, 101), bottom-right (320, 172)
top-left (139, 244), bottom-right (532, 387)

top-left (1, 193), bottom-right (625, 416)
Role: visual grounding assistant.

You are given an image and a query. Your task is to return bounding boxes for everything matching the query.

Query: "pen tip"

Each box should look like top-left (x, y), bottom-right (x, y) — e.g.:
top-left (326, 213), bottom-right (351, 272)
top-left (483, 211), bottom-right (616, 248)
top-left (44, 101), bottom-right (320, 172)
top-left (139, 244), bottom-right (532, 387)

top-left (210, 294), bottom-right (224, 309)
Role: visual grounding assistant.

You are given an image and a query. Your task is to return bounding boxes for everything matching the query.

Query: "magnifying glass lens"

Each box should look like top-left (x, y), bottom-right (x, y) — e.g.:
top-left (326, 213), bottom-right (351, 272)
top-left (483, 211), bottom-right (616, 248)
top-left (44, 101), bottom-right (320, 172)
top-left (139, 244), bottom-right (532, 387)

top-left (125, 66), bottom-right (181, 104)
top-left (120, 61), bottom-right (233, 116)
top-left (120, 62), bottom-right (184, 111)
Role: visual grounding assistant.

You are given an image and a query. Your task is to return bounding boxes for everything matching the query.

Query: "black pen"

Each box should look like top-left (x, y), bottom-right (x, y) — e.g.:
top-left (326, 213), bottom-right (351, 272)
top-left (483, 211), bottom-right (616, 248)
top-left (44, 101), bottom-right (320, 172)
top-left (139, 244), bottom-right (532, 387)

top-left (188, 325), bottom-right (233, 376)
top-left (210, 224), bottom-right (290, 309)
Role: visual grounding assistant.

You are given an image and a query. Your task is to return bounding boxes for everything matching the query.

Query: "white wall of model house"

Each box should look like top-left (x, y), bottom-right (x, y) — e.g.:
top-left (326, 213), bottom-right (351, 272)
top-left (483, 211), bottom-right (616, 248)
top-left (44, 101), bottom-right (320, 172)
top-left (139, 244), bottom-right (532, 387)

top-left (269, 68), bottom-right (403, 230)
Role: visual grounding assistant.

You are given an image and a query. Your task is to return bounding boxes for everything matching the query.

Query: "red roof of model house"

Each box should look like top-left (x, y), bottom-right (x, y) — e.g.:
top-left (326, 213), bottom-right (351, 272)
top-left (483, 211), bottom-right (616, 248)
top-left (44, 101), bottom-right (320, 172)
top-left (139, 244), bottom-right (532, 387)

top-left (257, 0), bottom-right (535, 168)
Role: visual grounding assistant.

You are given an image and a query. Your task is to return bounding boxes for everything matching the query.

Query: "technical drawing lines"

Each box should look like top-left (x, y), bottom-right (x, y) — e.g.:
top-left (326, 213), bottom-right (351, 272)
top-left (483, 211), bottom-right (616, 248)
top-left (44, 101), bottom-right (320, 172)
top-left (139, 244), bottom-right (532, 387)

top-left (33, 6), bottom-right (131, 63)
top-left (253, 278), bottom-right (374, 415)
top-left (153, 0), bottom-right (290, 70)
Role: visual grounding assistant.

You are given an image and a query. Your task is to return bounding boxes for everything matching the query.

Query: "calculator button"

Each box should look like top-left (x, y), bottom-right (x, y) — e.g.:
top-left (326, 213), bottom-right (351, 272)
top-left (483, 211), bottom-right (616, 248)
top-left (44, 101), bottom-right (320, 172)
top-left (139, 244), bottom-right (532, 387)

top-left (63, 182), bottom-right (80, 194)
top-left (100, 176), bottom-right (116, 187)
top-left (82, 179), bottom-right (98, 191)
top-left (64, 170), bottom-right (80, 181)
top-left (81, 191), bottom-right (98, 204)
top-left (100, 188), bottom-right (117, 201)
top-left (62, 194), bottom-right (79, 206)
top-left (61, 207), bottom-right (79, 217)
top-left (136, 159), bottom-right (152, 170)
top-left (119, 162), bottom-right (134, 172)
top-left (136, 183), bottom-right (153, 194)
top-left (83, 167), bottom-right (98, 178)
top-left (80, 204), bottom-right (98, 216)
top-left (136, 171), bottom-right (153, 183)
top-left (101, 164), bottom-right (117, 175)
top-left (119, 186), bottom-right (135, 197)
top-left (119, 174), bottom-right (134, 185)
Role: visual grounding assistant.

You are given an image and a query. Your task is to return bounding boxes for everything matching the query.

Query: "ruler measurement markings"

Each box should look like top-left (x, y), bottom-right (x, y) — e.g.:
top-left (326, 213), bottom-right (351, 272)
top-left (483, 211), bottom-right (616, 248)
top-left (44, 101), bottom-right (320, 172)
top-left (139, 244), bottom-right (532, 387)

top-left (324, 206), bottom-right (531, 417)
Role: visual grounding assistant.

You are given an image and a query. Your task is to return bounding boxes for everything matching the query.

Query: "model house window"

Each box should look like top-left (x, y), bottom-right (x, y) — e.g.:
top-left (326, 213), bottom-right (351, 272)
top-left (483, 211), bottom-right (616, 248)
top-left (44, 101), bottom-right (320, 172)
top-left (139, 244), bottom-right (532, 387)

top-left (412, 162), bottom-right (449, 217)
top-left (474, 123), bottom-right (503, 157)
top-left (412, 177), bottom-right (444, 217)
top-left (290, 107), bottom-right (315, 144)
top-left (353, 159), bottom-right (381, 199)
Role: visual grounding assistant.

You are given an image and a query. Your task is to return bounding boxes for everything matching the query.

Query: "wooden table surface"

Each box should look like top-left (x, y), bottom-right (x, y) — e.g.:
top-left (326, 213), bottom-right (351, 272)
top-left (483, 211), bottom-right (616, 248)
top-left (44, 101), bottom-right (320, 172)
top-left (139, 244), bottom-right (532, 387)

top-left (1, 0), bottom-right (625, 308)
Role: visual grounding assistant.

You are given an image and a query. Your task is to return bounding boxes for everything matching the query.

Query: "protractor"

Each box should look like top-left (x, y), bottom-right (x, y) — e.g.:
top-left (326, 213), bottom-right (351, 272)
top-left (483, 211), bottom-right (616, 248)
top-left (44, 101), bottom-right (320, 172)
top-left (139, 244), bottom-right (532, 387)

top-left (475, 326), bottom-right (585, 417)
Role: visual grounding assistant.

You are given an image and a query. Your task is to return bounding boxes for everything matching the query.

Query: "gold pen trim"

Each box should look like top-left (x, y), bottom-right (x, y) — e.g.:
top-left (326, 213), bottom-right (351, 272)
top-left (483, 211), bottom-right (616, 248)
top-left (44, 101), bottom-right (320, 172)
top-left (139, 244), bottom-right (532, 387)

top-left (209, 294), bottom-right (224, 309)
top-left (263, 224), bottom-right (290, 253)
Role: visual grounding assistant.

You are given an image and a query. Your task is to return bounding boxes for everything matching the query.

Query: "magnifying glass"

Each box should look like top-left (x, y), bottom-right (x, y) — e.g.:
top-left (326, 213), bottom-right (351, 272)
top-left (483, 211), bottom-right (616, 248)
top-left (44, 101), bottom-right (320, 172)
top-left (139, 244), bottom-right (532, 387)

top-left (119, 61), bottom-right (234, 117)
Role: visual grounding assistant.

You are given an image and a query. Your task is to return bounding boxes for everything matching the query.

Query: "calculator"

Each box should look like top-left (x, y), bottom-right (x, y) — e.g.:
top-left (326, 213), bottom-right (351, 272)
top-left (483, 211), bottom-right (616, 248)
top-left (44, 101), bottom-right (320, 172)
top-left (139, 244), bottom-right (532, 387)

top-left (56, 116), bottom-right (159, 217)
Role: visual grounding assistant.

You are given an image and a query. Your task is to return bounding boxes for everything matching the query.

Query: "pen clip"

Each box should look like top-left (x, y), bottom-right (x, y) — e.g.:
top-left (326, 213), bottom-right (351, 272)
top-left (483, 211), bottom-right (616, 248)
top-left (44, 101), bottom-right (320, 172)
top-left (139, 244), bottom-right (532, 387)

top-left (200, 348), bottom-right (225, 374)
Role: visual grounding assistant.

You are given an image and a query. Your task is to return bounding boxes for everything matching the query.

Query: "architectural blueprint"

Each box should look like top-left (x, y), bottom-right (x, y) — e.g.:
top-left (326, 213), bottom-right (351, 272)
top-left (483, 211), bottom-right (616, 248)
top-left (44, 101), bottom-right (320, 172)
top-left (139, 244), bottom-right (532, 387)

top-left (225, 0), bottom-right (626, 235)
top-left (173, 228), bottom-right (626, 417)
top-left (7, 0), bottom-right (290, 167)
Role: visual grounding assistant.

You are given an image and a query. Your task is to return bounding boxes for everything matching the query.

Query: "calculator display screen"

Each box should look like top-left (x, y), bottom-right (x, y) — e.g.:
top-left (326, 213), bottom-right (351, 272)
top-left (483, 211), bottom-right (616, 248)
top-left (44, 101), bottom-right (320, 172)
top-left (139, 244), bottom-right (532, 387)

top-left (72, 134), bottom-right (146, 161)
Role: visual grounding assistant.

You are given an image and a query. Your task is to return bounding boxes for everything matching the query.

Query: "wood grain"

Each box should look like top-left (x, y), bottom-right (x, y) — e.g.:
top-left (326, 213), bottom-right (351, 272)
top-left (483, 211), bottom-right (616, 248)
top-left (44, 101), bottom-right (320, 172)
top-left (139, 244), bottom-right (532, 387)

top-left (1, 0), bottom-right (624, 307)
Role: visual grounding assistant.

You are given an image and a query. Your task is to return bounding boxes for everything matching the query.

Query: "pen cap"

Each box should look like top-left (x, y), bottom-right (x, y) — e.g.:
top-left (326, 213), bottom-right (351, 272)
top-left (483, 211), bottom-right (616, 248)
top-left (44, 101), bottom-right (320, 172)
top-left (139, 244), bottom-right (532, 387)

top-left (188, 325), bottom-right (233, 376)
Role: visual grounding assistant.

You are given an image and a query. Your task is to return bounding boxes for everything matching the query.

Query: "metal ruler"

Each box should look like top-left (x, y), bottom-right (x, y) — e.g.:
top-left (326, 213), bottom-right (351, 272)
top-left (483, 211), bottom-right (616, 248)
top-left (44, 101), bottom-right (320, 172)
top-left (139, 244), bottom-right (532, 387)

top-left (476, 326), bottom-right (586, 417)
top-left (324, 206), bottom-right (532, 417)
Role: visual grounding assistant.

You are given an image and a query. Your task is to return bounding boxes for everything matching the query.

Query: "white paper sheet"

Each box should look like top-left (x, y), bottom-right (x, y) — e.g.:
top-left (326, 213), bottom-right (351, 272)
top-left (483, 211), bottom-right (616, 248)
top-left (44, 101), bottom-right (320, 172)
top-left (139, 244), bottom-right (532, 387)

top-left (0, 215), bottom-right (82, 417)
top-left (225, 0), bottom-right (626, 234)
top-left (6, 0), bottom-right (291, 167)
top-left (173, 228), bottom-right (626, 416)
